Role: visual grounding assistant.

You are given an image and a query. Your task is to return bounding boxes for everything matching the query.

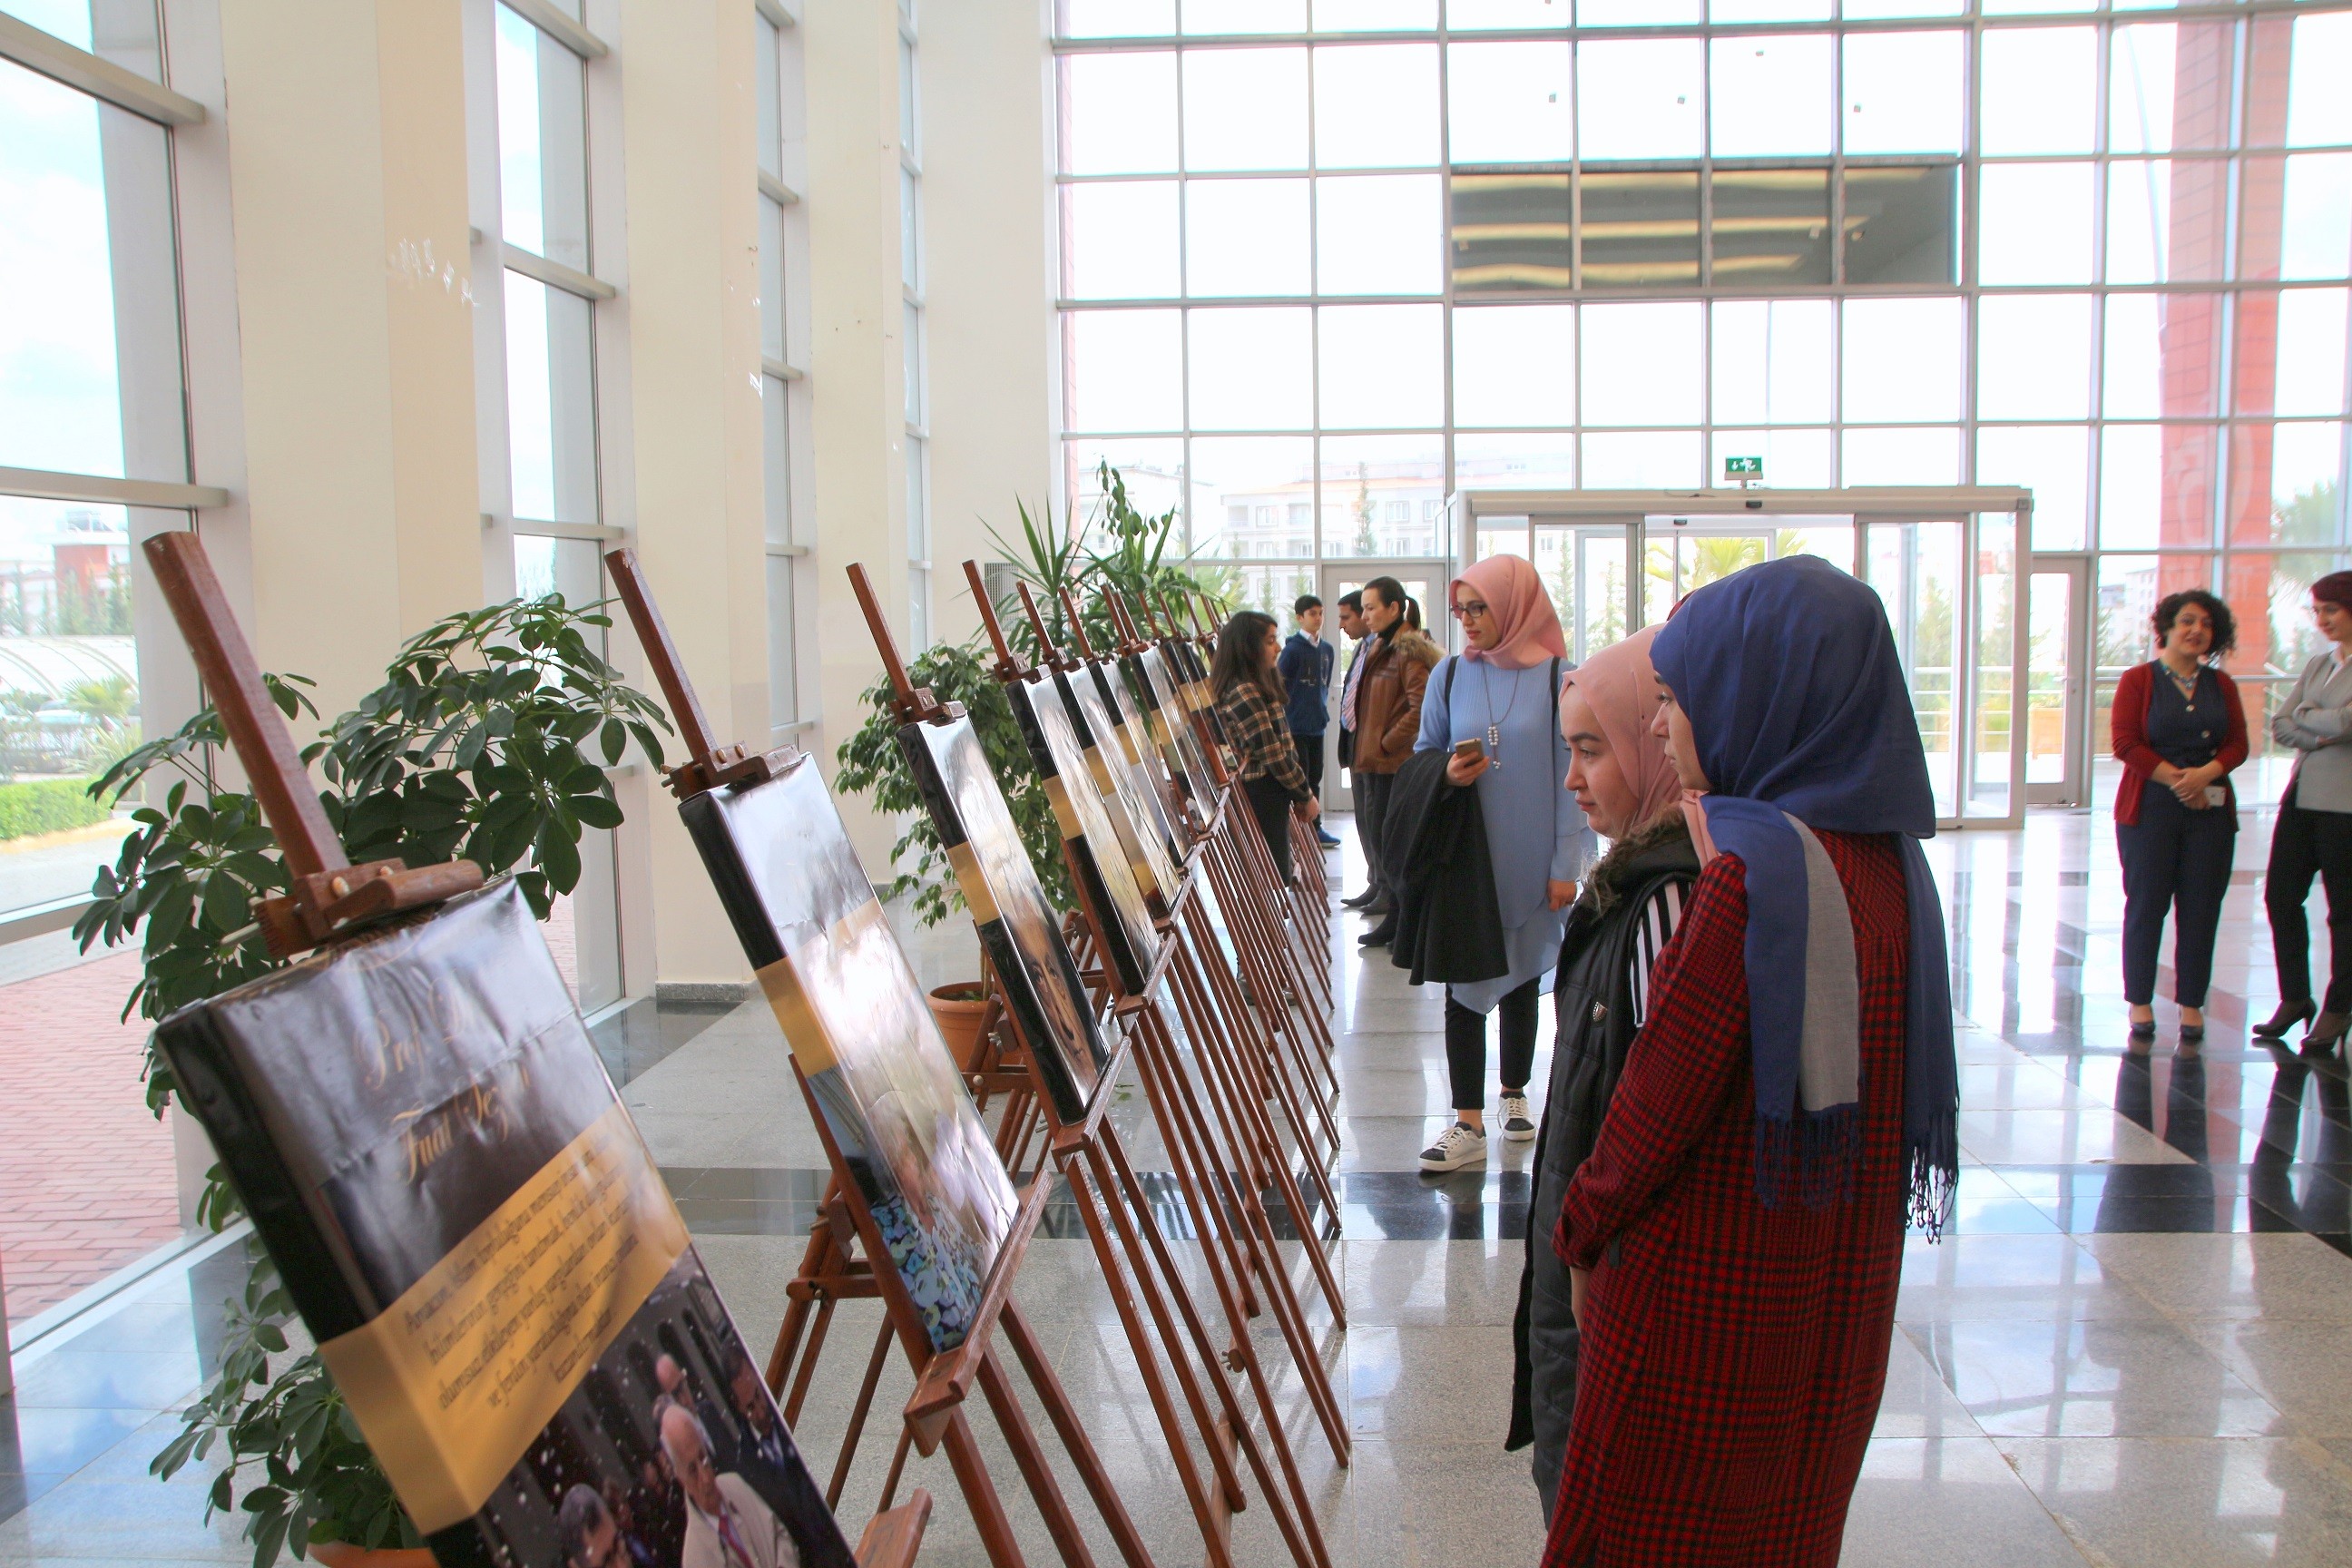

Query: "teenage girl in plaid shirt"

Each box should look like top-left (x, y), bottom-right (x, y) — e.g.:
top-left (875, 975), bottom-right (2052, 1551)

top-left (1210, 609), bottom-right (1320, 885)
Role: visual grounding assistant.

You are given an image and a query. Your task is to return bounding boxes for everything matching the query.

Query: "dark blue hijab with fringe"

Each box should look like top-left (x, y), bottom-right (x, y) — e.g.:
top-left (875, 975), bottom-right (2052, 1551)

top-left (1650, 555), bottom-right (1958, 1239)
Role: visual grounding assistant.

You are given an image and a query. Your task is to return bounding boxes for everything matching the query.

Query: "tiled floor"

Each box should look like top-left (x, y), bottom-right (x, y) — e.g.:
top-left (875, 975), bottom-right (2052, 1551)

top-left (6, 808), bottom-right (2352, 1565)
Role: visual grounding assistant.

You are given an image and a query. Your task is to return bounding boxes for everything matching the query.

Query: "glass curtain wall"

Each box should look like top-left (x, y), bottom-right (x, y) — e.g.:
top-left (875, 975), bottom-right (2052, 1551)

top-left (1054, 1), bottom-right (2352, 807)
top-left (757, 0), bottom-right (814, 735)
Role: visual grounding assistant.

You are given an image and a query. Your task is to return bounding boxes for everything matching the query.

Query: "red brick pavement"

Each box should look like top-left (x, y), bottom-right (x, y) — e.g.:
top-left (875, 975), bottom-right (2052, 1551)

top-left (0, 951), bottom-right (183, 1325)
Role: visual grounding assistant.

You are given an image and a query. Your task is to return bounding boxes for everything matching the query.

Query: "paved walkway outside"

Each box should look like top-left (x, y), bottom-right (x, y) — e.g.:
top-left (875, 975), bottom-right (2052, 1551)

top-left (0, 949), bottom-right (180, 1324)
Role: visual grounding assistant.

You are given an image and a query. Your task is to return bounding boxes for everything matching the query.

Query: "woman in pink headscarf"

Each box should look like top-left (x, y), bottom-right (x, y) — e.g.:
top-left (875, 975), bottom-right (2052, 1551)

top-left (1505, 624), bottom-right (1700, 1523)
top-left (1411, 554), bottom-right (1596, 1174)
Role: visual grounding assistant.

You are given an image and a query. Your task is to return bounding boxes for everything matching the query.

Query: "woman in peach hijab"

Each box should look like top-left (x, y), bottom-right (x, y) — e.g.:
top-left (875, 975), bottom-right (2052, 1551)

top-left (1506, 625), bottom-right (1700, 1520)
top-left (1410, 554), bottom-right (1595, 1174)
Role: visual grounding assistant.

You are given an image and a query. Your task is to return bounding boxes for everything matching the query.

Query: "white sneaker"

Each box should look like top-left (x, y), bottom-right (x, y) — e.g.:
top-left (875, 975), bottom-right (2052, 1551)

top-left (1418, 1121), bottom-right (1489, 1172)
top-left (1500, 1093), bottom-right (1537, 1142)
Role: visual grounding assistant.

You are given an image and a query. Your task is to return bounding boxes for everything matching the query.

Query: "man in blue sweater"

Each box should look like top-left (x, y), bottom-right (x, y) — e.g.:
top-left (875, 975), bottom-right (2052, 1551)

top-left (1278, 593), bottom-right (1340, 848)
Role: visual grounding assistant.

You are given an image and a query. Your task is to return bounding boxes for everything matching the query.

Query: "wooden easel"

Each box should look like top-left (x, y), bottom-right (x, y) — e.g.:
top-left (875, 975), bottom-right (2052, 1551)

top-left (841, 563), bottom-right (1340, 1554)
top-left (988, 574), bottom-right (1348, 1303)
top-left (1121, 593), bottom-right (1340, 1085)
top-left (1052, 590), bottom-right (1345, 1181)
top-left (605, 548), bottom-right (1086, 1568)
top-left (143, 532), bottom-right (929, 1568)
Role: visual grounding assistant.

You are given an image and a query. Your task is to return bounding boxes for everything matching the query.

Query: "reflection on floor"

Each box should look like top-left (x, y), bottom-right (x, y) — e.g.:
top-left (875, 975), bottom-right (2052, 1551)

top-left (6, 809), bottom-right (2352, 1564)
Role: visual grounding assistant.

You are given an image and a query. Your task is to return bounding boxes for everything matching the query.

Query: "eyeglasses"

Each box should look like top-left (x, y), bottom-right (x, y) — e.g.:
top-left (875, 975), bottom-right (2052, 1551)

top-left (1450, 600), bottom-right (1490, 620)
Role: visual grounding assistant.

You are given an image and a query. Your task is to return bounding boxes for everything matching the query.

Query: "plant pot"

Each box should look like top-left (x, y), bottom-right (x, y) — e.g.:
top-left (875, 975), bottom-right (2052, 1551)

top-left (927, 981), bottom-right (989, 1071)
top-left (308, 1544), bottom-right (436, 1568)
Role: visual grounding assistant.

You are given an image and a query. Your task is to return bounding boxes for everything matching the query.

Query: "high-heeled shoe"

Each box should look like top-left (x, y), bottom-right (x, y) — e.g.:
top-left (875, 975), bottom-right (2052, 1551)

top-left (2253, 998), bottom-right (2317, 1039)
top-left (2302, 1010), bottom-right (2349, 1056)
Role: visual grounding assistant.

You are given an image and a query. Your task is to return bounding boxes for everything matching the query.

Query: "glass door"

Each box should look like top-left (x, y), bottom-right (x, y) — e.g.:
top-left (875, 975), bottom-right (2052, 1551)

top-left (1635, 515), bottom-right (1858, 626)
top-left (1861, 519), bottom-right (1966, 823)
top-left (2026, 557), bottom-right (2092, 806)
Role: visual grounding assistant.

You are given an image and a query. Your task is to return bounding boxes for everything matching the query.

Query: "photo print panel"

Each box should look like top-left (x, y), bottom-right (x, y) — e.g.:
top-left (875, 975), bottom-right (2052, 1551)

top-left (899, 714), bottom-right (1113, 1123)
top-left (1080, 657), bottom-right (1193, 873)
top-left (1128, 645), bottom-right (1222, 811)
top-left (152, 880), bottom-right (856, 1568)
top-left (1004, 673), bottom-right (1160, 996)
top-left (681, 759), bottom-right (1020, 1353)
top-left (1055, 665), bottom-right (1182, 912)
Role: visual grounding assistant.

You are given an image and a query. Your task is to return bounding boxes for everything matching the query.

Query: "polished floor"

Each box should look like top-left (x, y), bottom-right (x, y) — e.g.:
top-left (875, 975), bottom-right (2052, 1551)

top-left (5, 808), bottom-right (2352, 1564)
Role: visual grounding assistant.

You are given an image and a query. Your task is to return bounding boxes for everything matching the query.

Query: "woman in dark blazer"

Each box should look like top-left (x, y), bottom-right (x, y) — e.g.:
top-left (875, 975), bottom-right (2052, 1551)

top-left (2257, 571), bottom-right (2352, 1054)
top-left (2111, 589), bottom-right (2249, 1048)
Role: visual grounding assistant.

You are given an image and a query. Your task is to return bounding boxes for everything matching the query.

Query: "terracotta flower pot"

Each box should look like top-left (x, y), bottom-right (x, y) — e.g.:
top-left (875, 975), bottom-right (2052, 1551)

top-left (308, 1544), bottom-right (436, 1568)
top-left (927, 981), bottom-right (989, 1071)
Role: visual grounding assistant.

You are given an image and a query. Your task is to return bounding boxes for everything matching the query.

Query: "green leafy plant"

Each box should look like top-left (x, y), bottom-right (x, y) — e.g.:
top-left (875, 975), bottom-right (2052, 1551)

top-left (838, 462), bottom-right (1230, 929)
top-left (833, 640), bottom-right (1072, 926)
top-left (72, 595), bottom-right (668, 1566)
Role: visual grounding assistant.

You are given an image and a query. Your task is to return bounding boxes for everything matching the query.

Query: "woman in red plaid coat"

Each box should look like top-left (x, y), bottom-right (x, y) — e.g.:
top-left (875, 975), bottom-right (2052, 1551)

top-left (1542, 558), bottom-right (1959, 1568)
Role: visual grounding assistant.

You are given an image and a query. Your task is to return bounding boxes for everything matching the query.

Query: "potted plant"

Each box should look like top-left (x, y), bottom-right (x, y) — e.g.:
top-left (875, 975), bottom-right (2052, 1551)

top-left (834, 639), bottom-right (1071, 926)
top-left (78, 594), bottom-right (669, 1568)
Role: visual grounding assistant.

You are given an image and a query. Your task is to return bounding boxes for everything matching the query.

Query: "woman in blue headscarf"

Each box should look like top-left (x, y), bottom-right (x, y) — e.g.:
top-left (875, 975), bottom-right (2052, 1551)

top-left (1538, 556), bottom-right (1958, 1568)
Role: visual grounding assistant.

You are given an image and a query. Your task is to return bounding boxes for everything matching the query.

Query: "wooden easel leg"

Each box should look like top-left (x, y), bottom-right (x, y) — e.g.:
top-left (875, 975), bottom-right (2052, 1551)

top-left (768, 1221), bottom-right (838, 1397)
top-left (974, 1341), bottom-right (1109, 1568)
top-left (1142, 1004), bottom-right (1352, 1465)
top-left (1089, 1132), bottom-right (1332, 1568)
top-left (1127, 1007), bottom-right (1348, 1473)
top-left (1054, 1149), bottom-right (1234, 1567)
top-left (1179, 898), bottom-right (1339, 1165)
top-left (826, 1318), bottom-right (898, 1510)
top-left (1205, 836), bottom-right (1337, 1097)
top-left (996, 1299), bottom-right (1171, 1568)
top-left (940, 1406), bottom-right (1033, 1568)
top-left (1175, 939), bottom-right (1343, 1237)
top-left (784, 1295), bottom-right (839, 1426)
top-left (1100, 1115), bottom-right (1337, 1568)
top-left (1168, 967), bottom-right (1348, 1328)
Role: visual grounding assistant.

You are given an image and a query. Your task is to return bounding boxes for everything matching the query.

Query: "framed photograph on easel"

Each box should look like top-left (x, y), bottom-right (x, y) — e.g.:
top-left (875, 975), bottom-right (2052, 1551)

top-left (682, 760), bottom-right (1021, 1353)
top-left (898, 712), bottom-right (1113, 1123)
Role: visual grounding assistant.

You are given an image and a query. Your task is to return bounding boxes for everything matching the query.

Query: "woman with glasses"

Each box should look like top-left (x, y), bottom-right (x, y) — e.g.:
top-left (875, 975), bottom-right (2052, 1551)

top-left (2259, 572), bottom-right (2352, 1056)
top-left (1412, 554), bottom-right (1593, 1173)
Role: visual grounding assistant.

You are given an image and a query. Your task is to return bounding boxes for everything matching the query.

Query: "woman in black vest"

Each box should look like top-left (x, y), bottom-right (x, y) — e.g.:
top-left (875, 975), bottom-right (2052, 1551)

top-left (1509, 625), bottom-right (1699, 1522)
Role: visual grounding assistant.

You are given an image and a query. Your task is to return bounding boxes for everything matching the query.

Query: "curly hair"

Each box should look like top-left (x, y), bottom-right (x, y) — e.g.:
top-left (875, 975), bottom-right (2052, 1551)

top-left (2151, 588), bottom-right (2236, 660)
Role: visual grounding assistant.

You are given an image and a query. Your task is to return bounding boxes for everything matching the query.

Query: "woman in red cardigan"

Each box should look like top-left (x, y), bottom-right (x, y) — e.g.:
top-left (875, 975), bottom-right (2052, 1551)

top-left (2112, 590), bottom-right (2249, 1047)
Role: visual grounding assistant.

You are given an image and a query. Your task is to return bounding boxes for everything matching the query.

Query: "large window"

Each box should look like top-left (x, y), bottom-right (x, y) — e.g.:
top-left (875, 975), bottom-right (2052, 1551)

top-left (1054, 1), bottom-right (2352, 780)
top-left (484, 0), bottom-right (624, 1009)
top-left (757, 0), bottom-right (813, 734)
top-left (0, 0), bottom-right (209, 1321)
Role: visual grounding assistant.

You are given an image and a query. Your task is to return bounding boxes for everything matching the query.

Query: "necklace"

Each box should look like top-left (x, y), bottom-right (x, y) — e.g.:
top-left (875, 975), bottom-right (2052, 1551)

top-left (1480, 660), bottom-right (1525, 770)
top-left (2163, 660), bottom-right (2200, 710)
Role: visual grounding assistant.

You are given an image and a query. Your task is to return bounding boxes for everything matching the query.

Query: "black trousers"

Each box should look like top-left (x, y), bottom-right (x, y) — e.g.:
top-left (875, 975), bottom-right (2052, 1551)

top-left (1355, 769), bottom-right (1395, 900)
top-left (1242, 774), bottom-right (1295, 885)
top-left (1445, 978), bottom-right (1540, 1111)
top-left (2266, 785), bottom-right (2352, 1013)
top-left (2116, 782), bottom-right (2236, 1008)
top-left (1290, 729), bottom-right (1327, 796)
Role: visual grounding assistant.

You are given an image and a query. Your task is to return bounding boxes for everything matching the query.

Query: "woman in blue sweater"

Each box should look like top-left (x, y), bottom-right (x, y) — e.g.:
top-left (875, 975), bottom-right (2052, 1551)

top-left (1415, 554), bottom-right (1594, 1173)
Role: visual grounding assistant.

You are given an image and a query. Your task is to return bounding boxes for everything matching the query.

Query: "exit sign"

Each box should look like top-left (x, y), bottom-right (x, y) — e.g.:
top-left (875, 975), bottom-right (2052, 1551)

top-left (1723, 456), bottom-right (1764, 481)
